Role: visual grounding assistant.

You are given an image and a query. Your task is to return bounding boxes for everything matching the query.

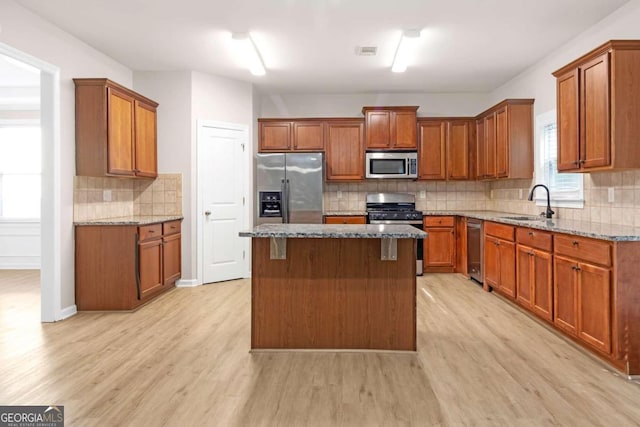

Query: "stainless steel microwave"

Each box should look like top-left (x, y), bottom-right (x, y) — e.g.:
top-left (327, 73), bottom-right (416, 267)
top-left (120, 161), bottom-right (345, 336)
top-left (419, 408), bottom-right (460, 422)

top-left (365, 151), bottom-right (418, 179)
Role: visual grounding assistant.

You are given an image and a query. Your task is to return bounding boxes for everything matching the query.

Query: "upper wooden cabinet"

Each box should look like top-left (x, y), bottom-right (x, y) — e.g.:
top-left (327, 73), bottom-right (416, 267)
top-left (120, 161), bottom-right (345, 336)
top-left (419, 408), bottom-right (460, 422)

top-left (258, 119), bottom-right (325, 152)
top-left (476, 99), bottom-right (534, 180)
top-left (74, 78), bottom-right (158, 178)
top-left (325, 120), bottom-right (365, 181)
top-left (418, 119), bottom-right (474, 180)
top-left (553, 40), bottom-right (640, 172)
top-left (362, 106), bottom-right (418, 150)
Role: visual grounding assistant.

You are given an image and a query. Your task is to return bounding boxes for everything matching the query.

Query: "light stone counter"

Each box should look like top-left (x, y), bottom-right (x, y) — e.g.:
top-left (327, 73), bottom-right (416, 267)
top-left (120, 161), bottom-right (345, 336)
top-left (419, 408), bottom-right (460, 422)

top-left (74, 215), bottom-right (183, 225)
top-left (239, 223), bottom-right (426, 239)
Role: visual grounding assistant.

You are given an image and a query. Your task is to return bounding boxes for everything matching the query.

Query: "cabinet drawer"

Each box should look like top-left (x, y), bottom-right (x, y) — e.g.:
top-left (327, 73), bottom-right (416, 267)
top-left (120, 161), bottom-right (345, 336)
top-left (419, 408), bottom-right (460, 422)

top-left (424, 216), bottom-right (455, 227)
top-left (163, 220), bottom-right (181, 235)
top-left (324, 216), bottom-right (366, 224)
top-left (138, 224), bottom-right (162, 241)
top-left (485, 221), bottom-right (515, 241)
top-left (516, 228), bottom-right (552, 252)
top-left (554, 234), bottom-right (611, 267)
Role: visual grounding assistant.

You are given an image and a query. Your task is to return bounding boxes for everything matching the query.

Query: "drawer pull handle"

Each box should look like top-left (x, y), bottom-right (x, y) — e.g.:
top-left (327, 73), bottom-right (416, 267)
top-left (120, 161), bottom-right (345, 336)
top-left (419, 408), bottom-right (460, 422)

top-left (149, 230), bottom-right (155, 233)
top-left (529, 252), bottom-right (534, 256)
top-left (171, 226), bottom-right (176, 229)
top-left (572, 240), bottom-right (579, 246)
top-left (528, 231), bottom-right (534, 236)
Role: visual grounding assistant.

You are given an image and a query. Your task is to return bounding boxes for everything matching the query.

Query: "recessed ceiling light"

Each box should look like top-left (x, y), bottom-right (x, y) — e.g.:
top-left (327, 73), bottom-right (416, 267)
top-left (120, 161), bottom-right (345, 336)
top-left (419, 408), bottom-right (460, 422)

top-left (231, 32), bottom-right (266, 76)
top-left (391, 29), bottom-right (421, 73)
top-left (356, 46), bottom-right (378, 56)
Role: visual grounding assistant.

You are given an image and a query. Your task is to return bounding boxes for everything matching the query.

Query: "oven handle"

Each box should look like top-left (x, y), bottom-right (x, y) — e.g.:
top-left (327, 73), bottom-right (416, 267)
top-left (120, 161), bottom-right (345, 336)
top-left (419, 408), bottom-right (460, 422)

top-left (369, 220), bottom-right (423, 225)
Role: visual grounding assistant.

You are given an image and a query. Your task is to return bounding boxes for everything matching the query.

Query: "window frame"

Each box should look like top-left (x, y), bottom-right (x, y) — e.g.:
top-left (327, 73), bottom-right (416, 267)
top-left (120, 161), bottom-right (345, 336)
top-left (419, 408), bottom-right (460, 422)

top-left (534, 110), bottom-right (584, 209)
top-left (0, 119), bottom-right (41, 222)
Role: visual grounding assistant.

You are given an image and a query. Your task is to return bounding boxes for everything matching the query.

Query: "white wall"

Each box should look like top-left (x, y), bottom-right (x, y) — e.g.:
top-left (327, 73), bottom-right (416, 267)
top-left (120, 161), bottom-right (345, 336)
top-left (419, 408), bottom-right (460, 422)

top-left (488, 0), bottom-right (640, 117)
top-left (260, 92), bottom-right (490, 118)
top-left (0, 0), bottom-right (132, 313)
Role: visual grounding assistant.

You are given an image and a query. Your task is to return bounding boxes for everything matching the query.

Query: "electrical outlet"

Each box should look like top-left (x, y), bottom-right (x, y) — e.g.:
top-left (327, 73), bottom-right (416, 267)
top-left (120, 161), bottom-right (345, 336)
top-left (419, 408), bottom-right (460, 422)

top-left (103, 189), bottom-right (112, 202)
top-left (608, 187), bottom-right (615, 203)
top-left (419, 190), bottom-right (426, 199)
top-left (519, 189), bottom-right (523, 199)
top-left (490, 190), bottom-right (494, 199)
top-left (337, 190), bottom-right (342, 200)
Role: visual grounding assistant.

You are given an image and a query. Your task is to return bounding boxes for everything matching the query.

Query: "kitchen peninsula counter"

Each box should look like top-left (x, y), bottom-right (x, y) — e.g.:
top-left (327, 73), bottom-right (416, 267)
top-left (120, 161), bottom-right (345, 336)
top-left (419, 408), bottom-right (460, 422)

top-left (240, 224), bottom-right (426, 351)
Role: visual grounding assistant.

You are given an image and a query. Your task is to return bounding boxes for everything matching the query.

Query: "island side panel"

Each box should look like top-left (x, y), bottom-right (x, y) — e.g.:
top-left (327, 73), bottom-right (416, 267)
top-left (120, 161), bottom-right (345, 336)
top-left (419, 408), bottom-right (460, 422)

top-left (251, 237), bottom-right (416, 351)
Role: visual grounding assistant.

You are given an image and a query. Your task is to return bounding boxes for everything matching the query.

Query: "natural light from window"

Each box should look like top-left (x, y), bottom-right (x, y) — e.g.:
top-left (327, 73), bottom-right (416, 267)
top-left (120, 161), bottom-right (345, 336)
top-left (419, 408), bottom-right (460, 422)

top-left (0, 125), bottom-right (41, 219)
top-left (535, 110), bottom-right (583, 208)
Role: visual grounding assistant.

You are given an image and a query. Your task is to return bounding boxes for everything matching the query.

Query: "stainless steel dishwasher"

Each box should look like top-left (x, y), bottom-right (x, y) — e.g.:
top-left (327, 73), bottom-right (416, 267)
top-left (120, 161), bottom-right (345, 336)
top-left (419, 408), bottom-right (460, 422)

top-left (467, 218), bottom-right (483, 284)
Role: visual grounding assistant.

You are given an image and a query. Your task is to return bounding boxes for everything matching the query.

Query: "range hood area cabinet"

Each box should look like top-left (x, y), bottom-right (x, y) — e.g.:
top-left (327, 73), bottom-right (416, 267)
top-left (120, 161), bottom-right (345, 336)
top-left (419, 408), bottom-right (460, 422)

top-left (74, 78), bottom-right (158, 178)
top-left (553, 40), bottom-right (640, 173)
top-left (418, 119), bottom-right (475, 180)
top-left (362, 106), bottom-right (418, 150)
top-left (476, 99), bottom-right (534, 180)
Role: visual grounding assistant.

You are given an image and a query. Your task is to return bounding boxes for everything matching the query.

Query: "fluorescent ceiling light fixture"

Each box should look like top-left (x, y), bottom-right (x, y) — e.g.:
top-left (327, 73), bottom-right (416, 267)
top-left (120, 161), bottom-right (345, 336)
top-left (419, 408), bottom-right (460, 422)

top-left (231, 32), bottom-right (266, 76)
top-left (391, 30), bottom-right (421, 73)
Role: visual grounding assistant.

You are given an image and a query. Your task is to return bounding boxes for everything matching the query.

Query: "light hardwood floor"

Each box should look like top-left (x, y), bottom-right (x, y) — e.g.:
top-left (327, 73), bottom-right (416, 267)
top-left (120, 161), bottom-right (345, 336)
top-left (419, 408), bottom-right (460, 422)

top-left (1, 270), bottom-right (639, 426)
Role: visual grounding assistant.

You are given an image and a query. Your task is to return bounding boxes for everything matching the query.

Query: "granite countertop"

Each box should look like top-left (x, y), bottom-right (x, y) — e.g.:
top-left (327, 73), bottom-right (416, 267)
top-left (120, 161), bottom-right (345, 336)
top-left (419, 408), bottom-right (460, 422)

top-left (423, 210), bottom-right (640, 241)
top-left (239, 223), bottom-right (427, 239)
top-left (323, 211), bottom-right (368, 216)
top-left (74, 215), bottom-right (183, 226)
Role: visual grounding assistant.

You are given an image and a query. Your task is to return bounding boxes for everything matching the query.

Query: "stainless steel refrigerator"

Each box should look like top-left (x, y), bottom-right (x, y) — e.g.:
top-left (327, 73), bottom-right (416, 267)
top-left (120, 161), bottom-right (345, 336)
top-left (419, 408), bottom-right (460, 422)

top-left (256, 152), bottom-right (324, 224)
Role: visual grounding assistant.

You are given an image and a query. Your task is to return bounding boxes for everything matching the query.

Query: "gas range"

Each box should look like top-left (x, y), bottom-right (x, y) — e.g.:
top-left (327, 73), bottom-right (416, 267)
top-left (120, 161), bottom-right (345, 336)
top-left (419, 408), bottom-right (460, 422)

top-left (366, 193), bottom-right (423, 224)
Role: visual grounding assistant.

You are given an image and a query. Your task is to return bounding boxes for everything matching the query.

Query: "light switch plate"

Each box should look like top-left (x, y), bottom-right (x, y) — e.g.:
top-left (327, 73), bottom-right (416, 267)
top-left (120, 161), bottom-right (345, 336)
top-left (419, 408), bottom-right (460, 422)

top-left (608, 187), bottom-right (615, 203)
top-left (103, 189), bottom-right (112, 202)
top-left (519, 189), bottom-right (523, 199)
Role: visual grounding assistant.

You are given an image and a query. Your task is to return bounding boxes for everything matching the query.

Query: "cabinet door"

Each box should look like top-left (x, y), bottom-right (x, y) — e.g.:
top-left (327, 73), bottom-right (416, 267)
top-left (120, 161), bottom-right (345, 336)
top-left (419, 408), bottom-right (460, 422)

top-left (499, 240), bottom-right (516, 299)
top-left (365, 110), bottom-right (391, 149)
top-left (516, 245), bottom-right (532, 306)
top-left (107, 87), bottom-right (135, 176)
top-left (393, 110), bottom-right (417, 149)
top-left (293, 121), bottom-right (324, 151)
top-left (418, 121), bottom-right (446, 180)
top-left (531, 249), bottom-right (553, 322)
top-left (447, 121), bottom-right (470, 180)
top-left (260, 122), bottom-right (291, 151)
top-left (134, 100), bottom-right (158, 178)
top-left (495, 107), bottom-right (508, 178)
top-left (557, 69), bottom-right (580, 171)
top-left (578, 262), bottom-right (611, 354)
top-left (484, 236), bottom-right (500, 289)
top-left (162, 233), bottom-right (181, 286)
top-left (484, 114), bottom-right (497, 178)
top-left (580, 53), bottom-right (611, 169)
top-left (138, 238), bottom-right (163, 299)
top-left (424, 227), bottom-right (455, 267)
top-left (554, 255), bottom-right (578, 335)
top-left (476, 119), bottom-right (487, 178)
top-left (325, 121), bottom-right (364, 181)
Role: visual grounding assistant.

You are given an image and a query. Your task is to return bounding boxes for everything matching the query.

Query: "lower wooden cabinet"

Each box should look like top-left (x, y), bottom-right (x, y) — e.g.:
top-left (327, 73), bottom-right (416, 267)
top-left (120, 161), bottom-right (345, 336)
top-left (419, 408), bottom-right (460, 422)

top-left (424, 216), bottom-right (456, 272)
top-left (484, 222), bottom-right (515, 298)
top-left (75, 219), bottom-right (182, 310)
top-left (324, 215), bottom-right (366, 224)
top-left (516, 245), bottom-right (552, 321)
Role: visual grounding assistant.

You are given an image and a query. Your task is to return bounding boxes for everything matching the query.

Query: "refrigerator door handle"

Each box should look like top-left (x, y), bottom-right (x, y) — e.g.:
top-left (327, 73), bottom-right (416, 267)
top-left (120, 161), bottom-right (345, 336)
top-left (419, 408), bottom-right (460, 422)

top-left (285, 179), bottom-right (291, 223)
top-left (281, 179), bottom-right (288, 223)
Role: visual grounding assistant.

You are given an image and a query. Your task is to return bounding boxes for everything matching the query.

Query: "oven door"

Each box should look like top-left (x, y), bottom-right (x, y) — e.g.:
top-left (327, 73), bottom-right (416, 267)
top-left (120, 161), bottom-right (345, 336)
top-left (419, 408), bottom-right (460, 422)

top-left (368, 219), bottom-right (424, 276)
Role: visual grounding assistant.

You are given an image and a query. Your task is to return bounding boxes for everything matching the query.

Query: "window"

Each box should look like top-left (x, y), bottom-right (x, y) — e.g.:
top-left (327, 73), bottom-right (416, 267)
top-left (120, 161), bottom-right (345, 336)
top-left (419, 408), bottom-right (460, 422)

top-left (0, 124), bottom-right (41, 219)
top-left (534, 110), bottom-right (583, 208)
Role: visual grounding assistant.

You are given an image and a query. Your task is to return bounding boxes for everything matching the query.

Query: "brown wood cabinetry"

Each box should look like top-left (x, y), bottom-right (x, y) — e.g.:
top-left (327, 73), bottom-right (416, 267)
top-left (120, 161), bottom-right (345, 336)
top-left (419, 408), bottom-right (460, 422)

top-left (484, 222), bottom-right (516, 298)
top-left (476, 99), bottom-right (534, 180)
top-left (325, 120), bottom-right (365, 181)
top-left (424, 216), bottom-right (456, 272)
top-left (74, 78), bottom-right (158, 178)
top-left (516, 228), bottom-right (553, 321)
top-left (553, 40), bottom-right (640, 172)
top-left (418, 119), bottom-right (473, 180)
top-left (553, 235), bottom-right (612, 354)
top-left (258, 119), bottom-right (326, 152)
top-left (75, 219), bottom-right (182, 310)
top-left (362, 106), bottom-right (418, 149)
top-left (324, 215), bottom-right (366, 224)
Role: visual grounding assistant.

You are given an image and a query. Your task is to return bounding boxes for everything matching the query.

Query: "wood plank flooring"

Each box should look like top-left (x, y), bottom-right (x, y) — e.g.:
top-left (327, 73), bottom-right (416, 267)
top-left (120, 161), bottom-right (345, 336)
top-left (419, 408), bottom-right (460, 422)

top-left (1, 270), bottom-right (639, 426)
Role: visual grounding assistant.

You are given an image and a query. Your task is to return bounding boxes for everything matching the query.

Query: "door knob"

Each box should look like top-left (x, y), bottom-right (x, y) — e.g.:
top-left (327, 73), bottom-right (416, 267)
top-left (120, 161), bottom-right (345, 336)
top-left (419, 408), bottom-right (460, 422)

top-left (205, 211), bottom-right (211, 216)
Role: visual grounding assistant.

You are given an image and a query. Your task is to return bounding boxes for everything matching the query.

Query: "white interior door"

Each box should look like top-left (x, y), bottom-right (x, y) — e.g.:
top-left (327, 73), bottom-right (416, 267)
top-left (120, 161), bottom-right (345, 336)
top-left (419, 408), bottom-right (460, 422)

top-left (201, 124), bottom-right (247, 283)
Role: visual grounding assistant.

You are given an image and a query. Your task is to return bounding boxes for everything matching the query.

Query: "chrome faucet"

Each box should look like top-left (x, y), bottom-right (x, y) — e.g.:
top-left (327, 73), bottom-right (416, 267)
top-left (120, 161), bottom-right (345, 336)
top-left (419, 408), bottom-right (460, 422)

top-left (528, 184), bottom-right (554, 219)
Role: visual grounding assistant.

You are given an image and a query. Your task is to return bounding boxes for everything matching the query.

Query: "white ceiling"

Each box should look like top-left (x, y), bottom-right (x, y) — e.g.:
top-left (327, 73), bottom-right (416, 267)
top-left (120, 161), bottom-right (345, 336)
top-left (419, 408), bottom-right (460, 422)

top-left (16, 0), bottom-right (630, 94)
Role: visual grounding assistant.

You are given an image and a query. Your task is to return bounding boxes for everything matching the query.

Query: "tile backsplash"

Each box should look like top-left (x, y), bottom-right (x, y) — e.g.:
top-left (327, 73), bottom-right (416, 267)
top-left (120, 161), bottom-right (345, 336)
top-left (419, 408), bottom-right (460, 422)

top-left (74, 174), bottom-right (182, 221)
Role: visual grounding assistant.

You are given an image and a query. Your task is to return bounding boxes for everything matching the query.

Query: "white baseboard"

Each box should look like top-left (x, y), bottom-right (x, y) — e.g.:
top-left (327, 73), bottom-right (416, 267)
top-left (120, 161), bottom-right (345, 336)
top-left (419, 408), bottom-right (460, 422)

top-left (176, 279), bottom-right (200, 288)
top-left (0, 263), bottom-right (40, 269)
top-left (58, 305), bottom-right (77, 320)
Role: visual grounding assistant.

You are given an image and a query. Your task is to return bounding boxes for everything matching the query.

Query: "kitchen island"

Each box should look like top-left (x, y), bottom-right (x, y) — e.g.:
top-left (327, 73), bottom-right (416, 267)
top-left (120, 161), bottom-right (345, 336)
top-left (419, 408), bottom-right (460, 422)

top-left (239, 224), bottom-right (426, 351)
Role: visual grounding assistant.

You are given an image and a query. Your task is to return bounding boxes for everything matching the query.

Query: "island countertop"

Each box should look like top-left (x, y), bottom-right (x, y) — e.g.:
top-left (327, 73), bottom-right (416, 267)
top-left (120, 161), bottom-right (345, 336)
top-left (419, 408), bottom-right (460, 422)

top-left (239, 223), bottom-right (426, 239)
